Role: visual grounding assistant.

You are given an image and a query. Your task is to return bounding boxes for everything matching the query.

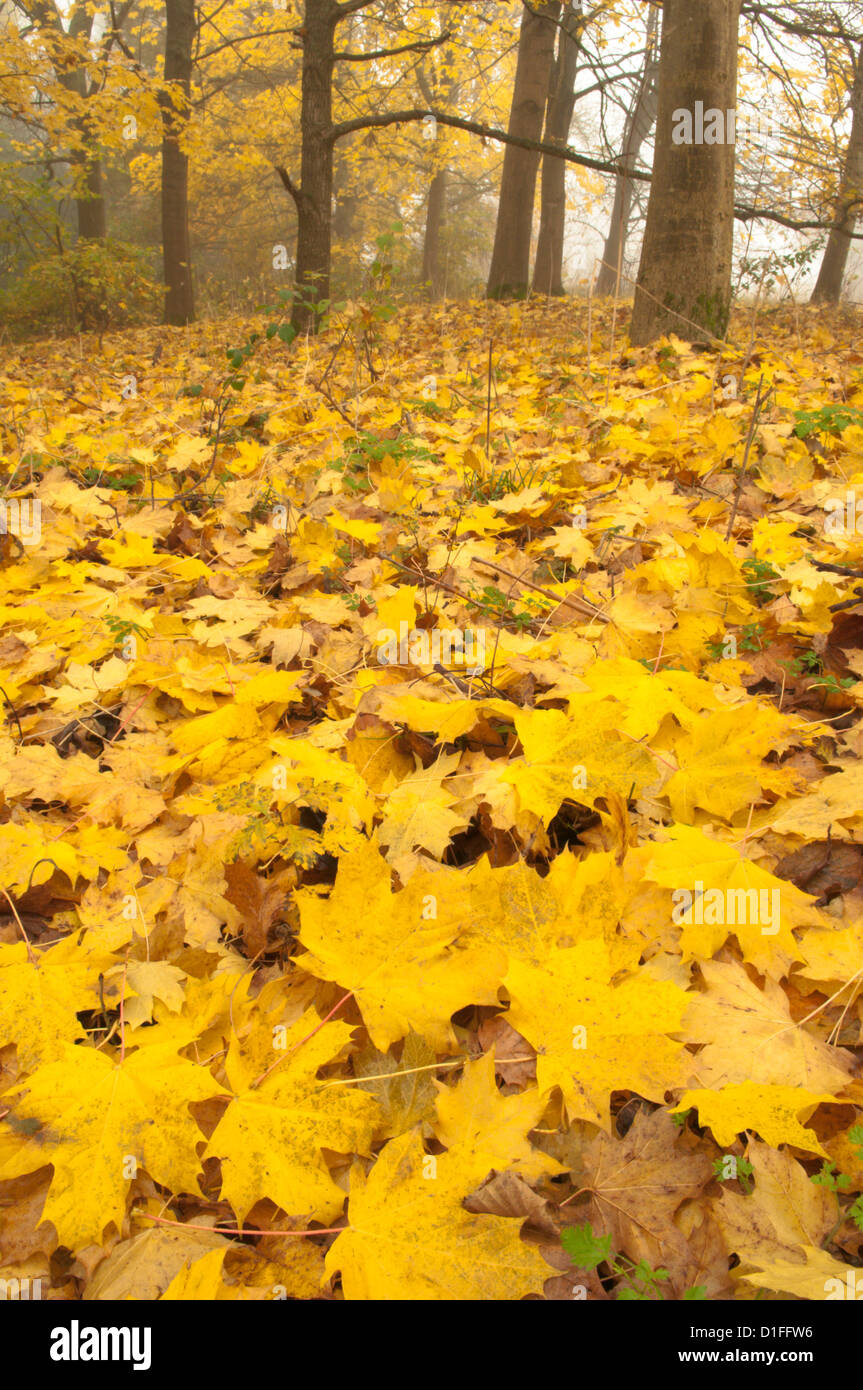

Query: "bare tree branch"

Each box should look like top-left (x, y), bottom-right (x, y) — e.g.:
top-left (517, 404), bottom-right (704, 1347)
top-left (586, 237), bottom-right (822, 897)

top-left (337, 32), bottom-right (451, 62)
top-left (324, 105), bottom-right (655, 178)
top-left (197, 28), bottom-right (304, 61)
top-left (734, 197), bottom-right (863, 236)
top-left (742, 2), bottom-right (863, 43)
top-left (275, 166), bottom-right (302, 208)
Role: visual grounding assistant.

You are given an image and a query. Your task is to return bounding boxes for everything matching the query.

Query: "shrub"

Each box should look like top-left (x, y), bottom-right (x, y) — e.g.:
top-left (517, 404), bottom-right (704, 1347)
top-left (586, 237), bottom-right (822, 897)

top-left (1, 239), bottom-right (163, 336)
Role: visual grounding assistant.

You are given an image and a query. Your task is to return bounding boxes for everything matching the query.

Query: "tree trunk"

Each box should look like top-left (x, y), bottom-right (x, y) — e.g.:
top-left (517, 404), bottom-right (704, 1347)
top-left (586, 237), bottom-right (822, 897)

top-left (811, 52), bottom-right (863, 305)
top-left (332, 162), bottom-right (359, 245)
top-left (594, 14), bottom-right (659, 298)
top-left (62, 5), bottom-right (106, 241)
top-left (487, 0), bottom-right (561, 300)
top-left (72, 142), bottom-right (107, 241)
top-left (160, 0), bottom-right (196, 326)
top-left (532, 2), bottom-right (582, 297)
top-left (422, 168), bottom-right (448, 300)
top-left (291, 0), bottom-right (337, 335)
top-left (417, 23), bottom-right (456, 303)
top-left (630, 0), bottom-right (742, 345)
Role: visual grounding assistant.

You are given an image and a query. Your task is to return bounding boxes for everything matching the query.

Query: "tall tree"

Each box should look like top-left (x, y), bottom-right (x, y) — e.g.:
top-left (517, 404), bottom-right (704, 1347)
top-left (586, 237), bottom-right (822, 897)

top-left (811, 46), bottom-right (863, 303)
top-left (422, 168), bottom-right (449, 300)
top-left (282, 0), bottom-right (337, 334)
top-left (594, 7), bottom-right (658, 298)
top-left (278, 0), bottom-right (452, 334)
top-left (160, 0), bottom-right (196, 326)
top-left (416, 22), bottom-right (460, 304)
top-left (532, 1), bottom-right (582, 296)
top-left (19, 0), bottom-right (135, 240)
top-left (630, 0), bottom-right (742, 345)
top-left (487, 0), bottom-right (561, 300)
top-left (64, 1), bottom-right (106, 241)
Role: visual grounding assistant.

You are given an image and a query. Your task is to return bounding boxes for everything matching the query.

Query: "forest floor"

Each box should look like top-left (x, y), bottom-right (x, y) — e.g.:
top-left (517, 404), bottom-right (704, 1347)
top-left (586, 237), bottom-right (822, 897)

top-left (0, 297), bottom-right (862, 1300)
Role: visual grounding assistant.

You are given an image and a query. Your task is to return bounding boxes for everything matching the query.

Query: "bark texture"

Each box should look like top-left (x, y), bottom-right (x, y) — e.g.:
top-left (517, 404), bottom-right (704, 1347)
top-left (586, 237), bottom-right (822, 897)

top-left (160, 0), bottom-right (196, 326)
top-left (630, 0), bottom-right (742, 345)
top-left (290, 0), bottom-right (337, 334)
top-left (487, 0), bottom-right (561, 300)
top-left (422, 168), bottom-right (449, 300)
top-left (533, 2), bottom-right (582, 297)
top-left (811, 52), bottom-right (863, 305)
top-left (594, 12), bottom-right (658, 297)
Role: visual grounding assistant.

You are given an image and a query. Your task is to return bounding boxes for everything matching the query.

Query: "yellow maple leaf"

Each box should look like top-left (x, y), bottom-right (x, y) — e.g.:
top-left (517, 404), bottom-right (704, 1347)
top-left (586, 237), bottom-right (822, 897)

top-left (760, 763), bottom-right (863, 840)
top-left (0, 934), bottom-right (117, 1068)
top-left (663, 704), bottom-right (800, 822)
top-left (234, 669), bottom-right (304, 706)
top-left (296, 846), bottom-right (505, 1051)
top-left (797, 914), bottom-right (863, 991)
top-left (743, 1245), bottom-right (860, 1300)
top-left (326, 1130), bottom-right (550, 1300)
top-left (206, 1013), bottom-right (378, 1225)
top-left (683, 959), bottom-right (851, 1092)
top-left (505, 940), bottom-right (689, 1129)
top-left (503, 700), bottom-right (657, 822)
top-left (645, 823), bottom-right (816, 972)
top-left (676, 1083), bottom-right (835, 1155)
top-left (0, 1042), bottom-right (224, 1248)
top-left (463, 850), bottom-right (633, 969)
top-left (433, 1052), bottom-right (562, 1188)
top-left (117, 961), bottom-right (187, 1030)
top-left (161, 1248), bottom-right (231, 1300)
top-left (713, 1141), bottom-right (837, 1271)
top-left (377, 751), bottom-right (467, 873)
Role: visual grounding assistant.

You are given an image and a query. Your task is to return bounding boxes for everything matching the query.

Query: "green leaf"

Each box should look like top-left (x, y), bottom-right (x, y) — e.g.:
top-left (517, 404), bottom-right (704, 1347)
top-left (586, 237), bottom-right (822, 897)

top-left (561, 1222), bottom-right (611, 1271)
